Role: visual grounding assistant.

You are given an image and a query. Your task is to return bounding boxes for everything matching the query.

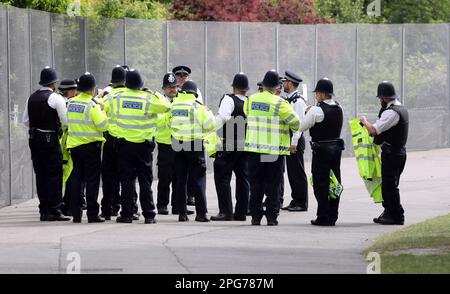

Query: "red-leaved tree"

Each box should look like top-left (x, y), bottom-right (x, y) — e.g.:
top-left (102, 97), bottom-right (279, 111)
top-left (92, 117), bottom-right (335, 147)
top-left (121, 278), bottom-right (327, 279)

top-left (170, 0), bottom-right (330, 24)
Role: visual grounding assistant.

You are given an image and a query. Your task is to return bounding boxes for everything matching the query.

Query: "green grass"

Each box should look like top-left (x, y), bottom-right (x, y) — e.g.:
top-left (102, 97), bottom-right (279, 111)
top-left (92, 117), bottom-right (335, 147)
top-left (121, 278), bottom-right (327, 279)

top-left (365, 213), bottom-right (450, 274)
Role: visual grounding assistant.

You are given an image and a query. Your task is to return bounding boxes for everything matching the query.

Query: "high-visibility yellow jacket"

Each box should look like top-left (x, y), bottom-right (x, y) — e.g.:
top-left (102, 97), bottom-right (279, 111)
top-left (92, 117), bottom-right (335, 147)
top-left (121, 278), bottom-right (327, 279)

top-left (60, 129), bottom-right (72, 193)
top-left (349, 118), bottom-right (383, 203)
top-left (113, 88), bottom-right (171, 143)
top-left (169, 92), bottom-right (216, 142)
top-left (243, 91), bottom-right (300, 156)
top-left (102, 86), bottom-right (126, 138)
top-left (66, 92), bottom-right (108, 149)
top-left (155, 95), bottom-right (173, 145)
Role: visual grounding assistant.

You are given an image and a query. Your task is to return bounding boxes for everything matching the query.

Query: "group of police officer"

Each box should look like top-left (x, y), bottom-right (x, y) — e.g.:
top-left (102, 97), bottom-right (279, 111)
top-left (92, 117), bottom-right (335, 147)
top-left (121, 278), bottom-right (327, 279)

top-left (24, 64), bottom-right (409, 226)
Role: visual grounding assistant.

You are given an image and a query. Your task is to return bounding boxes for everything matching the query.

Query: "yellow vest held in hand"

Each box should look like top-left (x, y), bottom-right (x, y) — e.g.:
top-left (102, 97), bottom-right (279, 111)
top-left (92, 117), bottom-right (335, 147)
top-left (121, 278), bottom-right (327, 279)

top-left (349, 118), bottom-right (383, 203)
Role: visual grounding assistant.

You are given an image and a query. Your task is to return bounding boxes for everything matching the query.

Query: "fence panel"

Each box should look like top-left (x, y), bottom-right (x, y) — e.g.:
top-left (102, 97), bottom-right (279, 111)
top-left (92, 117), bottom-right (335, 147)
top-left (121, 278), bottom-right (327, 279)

top-left (205, 22), bottom-right (240, 112)
top-left (316, 24), bottom-right (357, 156)
top-left (404, 24), bottom-right (450, 150)
top-left (240, 22), bottom-right (277, 93)
top-left (125, 19), bottom-right (165, 90)
top-left (0, 6), bottom-right (10, 207)
top-left (52, 14), bottom-right (85, 82)
top-left (8, 7), bottom-right (33, 202)
top-left (86, 17), bottom-right (125, 89)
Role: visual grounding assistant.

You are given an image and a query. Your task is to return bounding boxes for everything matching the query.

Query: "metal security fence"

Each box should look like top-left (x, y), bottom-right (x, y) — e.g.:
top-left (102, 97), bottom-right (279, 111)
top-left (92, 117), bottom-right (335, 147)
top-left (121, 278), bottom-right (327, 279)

top-left (0, 5), bottom-right (449, 207)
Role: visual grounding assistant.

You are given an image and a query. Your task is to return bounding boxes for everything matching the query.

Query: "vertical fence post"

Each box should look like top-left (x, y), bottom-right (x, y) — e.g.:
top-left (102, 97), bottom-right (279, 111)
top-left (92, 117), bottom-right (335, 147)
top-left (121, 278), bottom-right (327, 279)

top-left (355, 25), bottom-right (359, 118)
top-left (314, 25), bottom-right (318, 87)
top-left (448, 24), bottom-right (450, 147)
top-left (401, 24), bottom-right (406, 105)
top-left (203, 22), bottom-right (208, 105)
top-left (49, 13), bottom-right (55, 67)
top-left (165, 22), bottom-right (169, 72)
top-left (238, 22), bottom-right (242, 72)
top-left (81, 17), bottom-right (87, 72)
top-left (28, 9), bottom-right (34, 200)
top-left (275, 23), bottom-right (279, 72)
top-left (5, 6), bottom-right (12, 206)
top-left (123, 18), bottom-right (127, 66)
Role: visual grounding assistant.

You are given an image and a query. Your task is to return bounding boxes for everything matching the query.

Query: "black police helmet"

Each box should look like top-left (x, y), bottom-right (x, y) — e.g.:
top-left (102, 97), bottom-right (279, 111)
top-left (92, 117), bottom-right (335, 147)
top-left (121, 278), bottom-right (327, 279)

top-left (58, 79), bottom-right (77, 91)
top-left (231, 72), bottom-right (249, 91)
top-left (377, 81), bottom-right (398, 99)
top-left (39, 66), bottom-right (58, 86)
top-left (313, 78), bottom-right (334, 96)
top-left (126, 69), bottom-right (144, 90)
top-left (262, 70), bottom-right (280, 88)
top-left (163, 72), bottom-right (179, 88)
top-left (77, 72), bottom-right (96, 92)
top-left (182, 81), bottom-right (198, 96)
top-left (111, 65), bottom-right (127, 84)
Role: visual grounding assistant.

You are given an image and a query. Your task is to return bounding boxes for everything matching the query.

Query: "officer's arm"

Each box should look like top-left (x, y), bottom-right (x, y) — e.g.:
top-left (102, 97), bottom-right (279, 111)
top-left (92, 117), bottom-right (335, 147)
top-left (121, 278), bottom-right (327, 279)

top-left (148, 93), bottom-right (171, 114)
top-left (243, 97), bottom-right (249, 116)
top-left (102, 93), bottom-right (112, 115)
top-left (201, 107), bottom-right (216, 132)
top-left (91, 104), bottom-right (109, 132)
top-left (279, 99), bottom-right (300, 132)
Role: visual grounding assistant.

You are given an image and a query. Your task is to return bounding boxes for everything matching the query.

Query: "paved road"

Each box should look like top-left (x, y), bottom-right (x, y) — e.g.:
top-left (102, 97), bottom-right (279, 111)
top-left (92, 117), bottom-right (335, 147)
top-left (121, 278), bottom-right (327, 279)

top-left (0, 149), bottom-right (449, 273)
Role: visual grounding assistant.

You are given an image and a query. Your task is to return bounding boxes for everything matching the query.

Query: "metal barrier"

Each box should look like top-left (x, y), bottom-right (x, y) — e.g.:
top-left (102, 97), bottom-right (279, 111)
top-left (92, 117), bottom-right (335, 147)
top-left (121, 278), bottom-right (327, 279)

top-left (0, 5), bottom-right (449, 206)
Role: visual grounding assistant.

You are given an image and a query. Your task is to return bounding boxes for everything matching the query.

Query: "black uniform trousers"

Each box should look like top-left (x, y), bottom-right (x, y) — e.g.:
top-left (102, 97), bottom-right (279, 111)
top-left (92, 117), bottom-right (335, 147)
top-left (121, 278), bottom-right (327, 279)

top-left (118, 140), bottom-right (156, 219)
top-left (381, 146), bottom-right (406, 221)
top-left (248, 153), bottom-right (284, 222)
top-left (213, 151), bottom-right (249, 217)
top-left (29, 130), bottom-right (63, 216)
top-left (101, 133), bottom-right (121, 216)
top-left (70, 141), bottom-right (102, 219)
top-left (157, 142), bottom-right (177, 210)
top-left (174, 141), bottom-right (207, 216)
top-left (311, 142), bottom-right (342, 223)
top-left (286, 136), bottom-right (308, 208)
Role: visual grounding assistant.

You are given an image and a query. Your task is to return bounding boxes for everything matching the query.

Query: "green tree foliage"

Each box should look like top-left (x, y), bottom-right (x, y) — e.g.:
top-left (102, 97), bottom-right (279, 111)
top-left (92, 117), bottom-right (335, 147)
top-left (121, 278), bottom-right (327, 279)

top-left (315, 0), bottom-right (450, 24)
top-left (0, 0), bottom-right (70, 14)
top-left (381, 0), bottom-right (450, 23)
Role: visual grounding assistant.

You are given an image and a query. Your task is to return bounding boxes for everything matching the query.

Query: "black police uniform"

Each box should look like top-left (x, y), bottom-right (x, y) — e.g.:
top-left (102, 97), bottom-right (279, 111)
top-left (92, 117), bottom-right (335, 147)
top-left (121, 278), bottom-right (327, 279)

top-left (172, 81), bottom-right (209, 222)
top-left (28, 88), bottom-right (64, 220)
top-left (283, 71), bottom-right (308, 211)
top-left (374, 103), bottom-right (408, 223)
top-left (310, 101), bottom-right (343, 225)
top-left (115, 70), bottom-right (158, 224)
top-left (213, 93), bottom-right (250, 220)
top-left (156, 73), bottom-right (178, 215)
top-left (285, 91), bottom-right (308, 210)
top-left (172, 66), bottom-right (196, 207)
top-left (69, 73), bottom-right (104, 223)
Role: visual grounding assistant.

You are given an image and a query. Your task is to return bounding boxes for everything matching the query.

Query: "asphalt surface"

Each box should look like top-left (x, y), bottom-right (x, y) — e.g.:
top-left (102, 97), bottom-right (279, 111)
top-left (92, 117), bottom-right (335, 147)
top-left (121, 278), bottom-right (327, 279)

top-left (0, 149), bottom-right (449, 273)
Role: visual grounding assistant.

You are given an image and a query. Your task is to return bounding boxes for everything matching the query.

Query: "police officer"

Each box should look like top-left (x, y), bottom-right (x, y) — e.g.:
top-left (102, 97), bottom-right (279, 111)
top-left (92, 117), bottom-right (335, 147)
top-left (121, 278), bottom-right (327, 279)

top-left (360, 81), bottom-right (408, 225)
top-left (58, 79), bottom-right (78, 216)
top-left (172, 65), bottom-right (203, 207)
top-left (23, 66), bottom-right (70, 221)
top-left (211, 73), bottom-right (250, 221)
top-left (66, 72), bottom-right (109, 223)
top-left (100, 65), bottom-right (128, 220)
top-left (257, 82), bottom-right (264, 93)
top-left (244, 70), bottom-right (300, 226)
top-left (300, 78), bottom-right (344, 226)
top-left (170, 81), bottom-right (215, 222)
top-left (281, 71), bottom-right (308, 212)
top-left (155, 73), bottom-right (194, 216)
top-left (115, 69), bottom-right (171, 224)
